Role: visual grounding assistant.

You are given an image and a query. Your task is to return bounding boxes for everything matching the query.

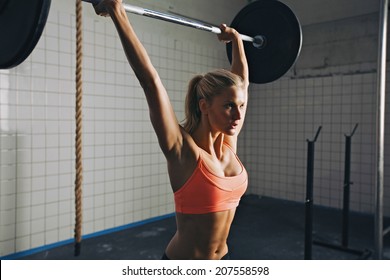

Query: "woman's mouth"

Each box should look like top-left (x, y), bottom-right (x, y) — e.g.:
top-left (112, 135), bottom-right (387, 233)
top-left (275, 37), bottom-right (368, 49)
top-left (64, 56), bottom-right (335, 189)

top-left (229, 122), bottom-right (239, 129)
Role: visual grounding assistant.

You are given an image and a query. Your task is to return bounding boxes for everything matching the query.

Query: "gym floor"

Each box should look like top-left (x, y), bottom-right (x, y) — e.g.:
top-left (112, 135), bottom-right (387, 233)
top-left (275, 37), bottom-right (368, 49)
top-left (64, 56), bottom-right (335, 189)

top-left (19, 195), bottom-right (390, 260)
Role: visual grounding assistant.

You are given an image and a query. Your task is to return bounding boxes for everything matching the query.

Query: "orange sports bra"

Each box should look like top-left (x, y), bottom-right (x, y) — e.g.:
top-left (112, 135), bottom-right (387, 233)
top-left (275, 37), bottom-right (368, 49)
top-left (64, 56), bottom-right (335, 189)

top-left (174, 143), bottom-right (248, 214)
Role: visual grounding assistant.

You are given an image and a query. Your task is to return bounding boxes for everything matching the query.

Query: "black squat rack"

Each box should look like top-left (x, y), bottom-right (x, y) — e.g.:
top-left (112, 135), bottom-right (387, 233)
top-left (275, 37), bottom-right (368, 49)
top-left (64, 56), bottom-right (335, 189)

top-left (304, 124), bottom-right (371, 259)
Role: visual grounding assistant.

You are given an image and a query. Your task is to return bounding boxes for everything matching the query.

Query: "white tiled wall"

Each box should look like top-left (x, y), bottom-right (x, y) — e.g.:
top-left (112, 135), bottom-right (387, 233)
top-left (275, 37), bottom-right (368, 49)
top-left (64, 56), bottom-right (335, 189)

top-left (243, 72), bottom-right (384, 211)
top-left (0, 1), bottom-right (233, 257)
top-left (240, 12), bottom-right (390, 217)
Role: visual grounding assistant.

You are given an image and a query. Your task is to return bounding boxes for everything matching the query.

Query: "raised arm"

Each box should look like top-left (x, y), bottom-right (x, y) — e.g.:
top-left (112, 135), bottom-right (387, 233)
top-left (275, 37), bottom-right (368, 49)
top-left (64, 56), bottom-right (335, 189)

top-left (218, 24), bottom-right (249, 88)
top-left (94, 0), bottom-right (182, 156)
top-left (218, 24), bottom-right (249, 148)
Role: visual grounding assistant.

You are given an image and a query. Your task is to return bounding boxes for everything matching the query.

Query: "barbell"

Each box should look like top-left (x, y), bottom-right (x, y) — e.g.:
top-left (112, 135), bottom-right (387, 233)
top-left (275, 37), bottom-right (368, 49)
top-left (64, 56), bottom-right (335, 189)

top-left (0, 0), bottom-right (302, 84)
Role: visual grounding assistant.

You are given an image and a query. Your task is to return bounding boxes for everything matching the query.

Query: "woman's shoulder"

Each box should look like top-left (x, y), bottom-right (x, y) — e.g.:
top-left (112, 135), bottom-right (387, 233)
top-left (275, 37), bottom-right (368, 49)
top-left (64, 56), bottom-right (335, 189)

top-left (167, 126), bottom-right (200, 192)
top-left (173, 125), bottom-right (200, 159)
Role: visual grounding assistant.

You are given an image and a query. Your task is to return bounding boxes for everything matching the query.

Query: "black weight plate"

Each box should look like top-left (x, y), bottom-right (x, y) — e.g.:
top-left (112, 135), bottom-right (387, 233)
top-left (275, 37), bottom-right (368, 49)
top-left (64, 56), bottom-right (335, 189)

top-left (227, 0), bottom-right (302, 84)
top-left (0, 0), bottom-right (51, 69)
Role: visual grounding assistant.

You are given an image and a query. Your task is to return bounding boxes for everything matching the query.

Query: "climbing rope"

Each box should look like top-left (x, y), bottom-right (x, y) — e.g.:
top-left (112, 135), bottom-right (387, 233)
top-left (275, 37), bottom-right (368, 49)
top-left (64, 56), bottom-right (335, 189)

top-left (74, 0), bottom-right (83, 256)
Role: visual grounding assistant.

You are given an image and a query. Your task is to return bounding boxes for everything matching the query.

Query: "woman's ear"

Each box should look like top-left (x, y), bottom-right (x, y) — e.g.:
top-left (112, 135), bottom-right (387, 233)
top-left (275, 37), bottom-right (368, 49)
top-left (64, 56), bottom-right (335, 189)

top-left (198, 98), bottom-right (208, 115)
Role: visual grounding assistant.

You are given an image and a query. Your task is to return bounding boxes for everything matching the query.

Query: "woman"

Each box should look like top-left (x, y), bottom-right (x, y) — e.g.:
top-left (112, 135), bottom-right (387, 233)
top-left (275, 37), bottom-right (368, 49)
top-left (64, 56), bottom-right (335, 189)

top-left (93, 0), bottom-right (249, 260)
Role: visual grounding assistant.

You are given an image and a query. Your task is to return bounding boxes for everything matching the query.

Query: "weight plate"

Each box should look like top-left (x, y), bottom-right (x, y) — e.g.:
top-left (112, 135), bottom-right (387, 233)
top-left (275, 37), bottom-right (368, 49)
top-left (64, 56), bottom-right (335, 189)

top-left (0, 0), bottom-right (51, 69)
top-left (226, 0), bottom-right (302, 84)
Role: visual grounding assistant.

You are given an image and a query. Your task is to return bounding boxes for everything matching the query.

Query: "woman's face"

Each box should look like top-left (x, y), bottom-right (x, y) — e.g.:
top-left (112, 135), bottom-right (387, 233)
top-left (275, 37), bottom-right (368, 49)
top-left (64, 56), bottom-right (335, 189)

top-left (202, 86), bottom-right (246, 136)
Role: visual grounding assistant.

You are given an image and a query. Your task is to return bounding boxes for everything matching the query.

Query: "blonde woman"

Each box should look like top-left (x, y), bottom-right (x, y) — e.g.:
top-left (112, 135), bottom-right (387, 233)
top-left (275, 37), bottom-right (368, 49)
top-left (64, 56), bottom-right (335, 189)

top-left (93, 0), bottom-right (249, 260)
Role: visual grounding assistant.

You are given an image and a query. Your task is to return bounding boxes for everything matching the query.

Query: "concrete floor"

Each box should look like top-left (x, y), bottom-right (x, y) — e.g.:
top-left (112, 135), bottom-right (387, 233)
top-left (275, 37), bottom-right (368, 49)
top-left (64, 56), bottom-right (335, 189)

top-left (19, 195), bottom-right (390, 260)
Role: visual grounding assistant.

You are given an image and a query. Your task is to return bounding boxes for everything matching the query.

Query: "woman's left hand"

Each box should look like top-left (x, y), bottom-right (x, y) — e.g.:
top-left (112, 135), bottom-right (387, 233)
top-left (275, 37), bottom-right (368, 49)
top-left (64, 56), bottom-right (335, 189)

top-left (217, 24), bottom-right (239, 43)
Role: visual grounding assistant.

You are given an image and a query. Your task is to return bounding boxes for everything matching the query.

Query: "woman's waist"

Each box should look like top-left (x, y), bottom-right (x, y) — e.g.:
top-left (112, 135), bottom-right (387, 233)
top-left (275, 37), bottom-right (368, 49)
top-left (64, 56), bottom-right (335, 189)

top-left (166, 233), bottom-right (229, 260)
top-left (166, 211), bottom-right (234, 259)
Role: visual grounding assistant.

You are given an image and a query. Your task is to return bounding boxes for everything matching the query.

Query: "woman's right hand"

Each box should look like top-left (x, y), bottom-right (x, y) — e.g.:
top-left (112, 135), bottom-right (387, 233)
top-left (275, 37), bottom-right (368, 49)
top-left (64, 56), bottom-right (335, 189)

top-left (92, 0), bottom-right (123, 17)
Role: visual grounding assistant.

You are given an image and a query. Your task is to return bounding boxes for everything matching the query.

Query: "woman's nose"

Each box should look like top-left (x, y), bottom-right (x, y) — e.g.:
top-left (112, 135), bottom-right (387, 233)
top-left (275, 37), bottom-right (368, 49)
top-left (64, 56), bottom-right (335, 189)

top-left (233, 106), bottom-right (242, 120)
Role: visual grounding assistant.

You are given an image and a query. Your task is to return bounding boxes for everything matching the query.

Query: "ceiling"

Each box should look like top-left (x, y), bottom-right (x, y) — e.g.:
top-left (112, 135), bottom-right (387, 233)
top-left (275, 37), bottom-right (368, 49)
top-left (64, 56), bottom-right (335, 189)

top-left (280, 0), bottom-right (380, 26)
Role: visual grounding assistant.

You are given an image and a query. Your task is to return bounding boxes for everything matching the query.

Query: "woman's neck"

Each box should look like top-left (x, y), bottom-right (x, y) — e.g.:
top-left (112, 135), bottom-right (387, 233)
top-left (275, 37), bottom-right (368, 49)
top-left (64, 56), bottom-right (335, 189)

top-left (192, 124), bottom-right (224, 159)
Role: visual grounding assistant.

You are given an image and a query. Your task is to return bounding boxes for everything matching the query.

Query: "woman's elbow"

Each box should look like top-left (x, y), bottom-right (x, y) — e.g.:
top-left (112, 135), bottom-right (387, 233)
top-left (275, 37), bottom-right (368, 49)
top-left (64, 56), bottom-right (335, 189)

top-left (138, 73), bottom-right (161, 92)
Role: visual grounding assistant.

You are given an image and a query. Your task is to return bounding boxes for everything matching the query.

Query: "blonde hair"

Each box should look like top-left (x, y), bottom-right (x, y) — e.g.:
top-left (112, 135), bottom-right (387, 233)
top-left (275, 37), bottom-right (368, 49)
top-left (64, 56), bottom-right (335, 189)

top-left (182, 69), bottom-right (244, 134)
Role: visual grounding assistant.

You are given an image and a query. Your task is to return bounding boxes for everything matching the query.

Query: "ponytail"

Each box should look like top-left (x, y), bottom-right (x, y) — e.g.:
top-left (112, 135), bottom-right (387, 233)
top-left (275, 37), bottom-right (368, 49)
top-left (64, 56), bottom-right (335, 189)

top-left (183, 75), bottom-right (203, 134)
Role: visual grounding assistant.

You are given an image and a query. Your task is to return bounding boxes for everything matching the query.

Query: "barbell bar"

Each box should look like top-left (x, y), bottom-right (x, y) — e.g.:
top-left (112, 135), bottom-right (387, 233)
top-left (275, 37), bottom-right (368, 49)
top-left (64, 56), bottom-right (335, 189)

top-left (83, 0), bottom-right (266, 49)
top-left (0, 0), bottom-right (302, 84)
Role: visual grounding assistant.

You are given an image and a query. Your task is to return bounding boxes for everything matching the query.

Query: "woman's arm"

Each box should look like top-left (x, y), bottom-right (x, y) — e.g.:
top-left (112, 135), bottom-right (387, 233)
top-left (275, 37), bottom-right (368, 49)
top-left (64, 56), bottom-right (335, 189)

top-left (218, 24), bottom-right (249, 88)
top-left (218, 24), bottom-right (249, 149)
top-left (95, 0), bottom-right (183, 157)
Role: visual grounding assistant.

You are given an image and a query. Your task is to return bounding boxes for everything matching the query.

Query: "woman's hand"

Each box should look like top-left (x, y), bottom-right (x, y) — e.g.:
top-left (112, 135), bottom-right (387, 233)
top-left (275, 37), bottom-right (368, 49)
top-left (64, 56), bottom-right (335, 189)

top-left (217, 24), bottom-right (240, 43)
top-left (92, 0), bottom-right (122, 17)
